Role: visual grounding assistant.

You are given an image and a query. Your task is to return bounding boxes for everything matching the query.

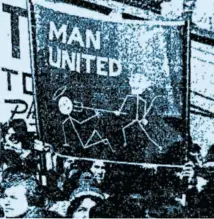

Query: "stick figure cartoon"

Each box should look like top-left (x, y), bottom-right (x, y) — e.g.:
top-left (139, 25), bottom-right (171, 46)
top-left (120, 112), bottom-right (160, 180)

top-left (53, 86), bottom-right (115, 152)
top-left (115, 67), bottom-right (163, 151)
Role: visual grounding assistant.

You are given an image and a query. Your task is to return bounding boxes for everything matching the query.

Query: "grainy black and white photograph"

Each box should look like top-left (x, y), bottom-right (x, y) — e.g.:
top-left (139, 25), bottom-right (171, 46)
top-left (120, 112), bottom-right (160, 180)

top-left (0, 0), bottom-right (214, 217)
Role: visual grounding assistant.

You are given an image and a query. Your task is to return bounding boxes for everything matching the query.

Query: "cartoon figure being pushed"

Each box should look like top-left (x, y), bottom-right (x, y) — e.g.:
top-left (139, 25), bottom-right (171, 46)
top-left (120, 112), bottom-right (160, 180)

top-left (53, 86), bottom-right (115, 153)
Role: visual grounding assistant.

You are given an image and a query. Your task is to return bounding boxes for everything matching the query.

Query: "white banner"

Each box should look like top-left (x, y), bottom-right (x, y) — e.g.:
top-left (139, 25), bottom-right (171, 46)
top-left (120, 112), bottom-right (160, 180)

top-left (0, 0), bottom-right (35, 131)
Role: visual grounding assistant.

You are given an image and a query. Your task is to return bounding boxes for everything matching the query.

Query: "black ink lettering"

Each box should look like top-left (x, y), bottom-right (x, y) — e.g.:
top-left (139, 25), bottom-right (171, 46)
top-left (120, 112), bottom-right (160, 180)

top-left (27, 101), bottom-right (35, 119)
top-left (2, 4), bottom-right (27, 59)
top-left (23, 72), bottom-right (33, 95)
top-left (1, 68), bottom-right (18, 91)
top-left (5, 99), bottom-right (28, 119)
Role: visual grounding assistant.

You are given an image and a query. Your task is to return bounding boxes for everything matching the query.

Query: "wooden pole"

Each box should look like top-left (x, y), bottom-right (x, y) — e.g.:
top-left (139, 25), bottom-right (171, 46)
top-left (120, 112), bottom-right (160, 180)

top-left (182, 7), bottom-right (192, 161)
top-left (182, 0), bottom-right (195, 213)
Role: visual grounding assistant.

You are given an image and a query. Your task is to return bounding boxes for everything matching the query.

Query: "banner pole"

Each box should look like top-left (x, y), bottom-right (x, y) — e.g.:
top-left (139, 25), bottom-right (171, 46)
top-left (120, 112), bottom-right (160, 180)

top-left (26, 0), bottom-right (48, 182)
top-left (26, 0), bottom-right (41, 140)
top-left (183, 5), bottom-right (192, 161)
top-left (182, 0), bottom-right (195, 213)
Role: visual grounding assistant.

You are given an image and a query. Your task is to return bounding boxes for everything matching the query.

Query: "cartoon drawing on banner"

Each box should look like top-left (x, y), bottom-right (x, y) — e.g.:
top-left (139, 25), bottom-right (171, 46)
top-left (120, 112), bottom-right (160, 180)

top-left (116, 65), bottom-right (163, 151)
top-left (53, 86), bottom-right (115, 152)
top-left (31, 0), bottom-right (186, 163)
top-left (53, 74), bottom-right (163, 152)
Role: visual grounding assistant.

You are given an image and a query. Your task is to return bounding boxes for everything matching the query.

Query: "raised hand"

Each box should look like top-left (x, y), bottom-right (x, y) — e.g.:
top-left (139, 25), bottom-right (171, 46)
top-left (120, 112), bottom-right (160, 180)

top-left (34, 139), bottom-right (52, 152)
top-left (179, 161), bottom-right (195, 183)
top-left (20, 150), bottom-right (31, 159)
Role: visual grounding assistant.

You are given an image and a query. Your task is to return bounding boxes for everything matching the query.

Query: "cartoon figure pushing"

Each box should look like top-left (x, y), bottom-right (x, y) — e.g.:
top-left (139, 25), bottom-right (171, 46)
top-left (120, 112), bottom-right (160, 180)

top-left (115, 67), bottom-right (163, 151)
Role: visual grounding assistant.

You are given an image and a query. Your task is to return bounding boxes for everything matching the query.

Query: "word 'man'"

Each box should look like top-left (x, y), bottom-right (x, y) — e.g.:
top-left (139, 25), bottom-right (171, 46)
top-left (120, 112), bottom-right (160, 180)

top-left (49, 21), bottom-right (101, 50)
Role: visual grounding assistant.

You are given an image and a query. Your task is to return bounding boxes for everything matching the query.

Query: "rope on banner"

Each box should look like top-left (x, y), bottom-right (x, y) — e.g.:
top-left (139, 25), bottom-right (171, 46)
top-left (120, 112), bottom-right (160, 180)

top-left (55, 153), bottom-right (184, 169)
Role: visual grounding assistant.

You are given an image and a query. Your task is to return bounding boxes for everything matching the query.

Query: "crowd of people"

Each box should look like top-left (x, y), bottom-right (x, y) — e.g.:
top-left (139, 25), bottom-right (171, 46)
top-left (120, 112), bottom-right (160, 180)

top-left (0, 118), bottom-right (214, 218)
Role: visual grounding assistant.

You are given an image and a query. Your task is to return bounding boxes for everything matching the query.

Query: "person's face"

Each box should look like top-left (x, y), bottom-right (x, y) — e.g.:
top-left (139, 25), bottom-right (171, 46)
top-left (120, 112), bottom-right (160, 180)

top-left (72, 198), bottom-right (96, 219)
top-left (2, 185), bottom-right (28, 218)
top-left (90, 161), bottom-right (106, 184)
top-left (4, 128), bottom-right (22, 152)
top-left (5, 128), bottom-right (19, 145)
top-left (58, 96), bottom-right (73, 115)
top-left (129, 73), bottom-right (152, 95)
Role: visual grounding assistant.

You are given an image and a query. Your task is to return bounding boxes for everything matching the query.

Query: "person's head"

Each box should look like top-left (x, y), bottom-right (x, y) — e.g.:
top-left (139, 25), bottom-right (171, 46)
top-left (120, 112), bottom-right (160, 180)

top-left (58, 96), bottom-right (73, 115)
top-left (67, 194), bottom-right (104, 219)
top-left (71, 197), bottom-right (96, 219)
top-left (68, 178), bottom-right (105, 218)
top-left (1, 174), bottom-right (41, 218)
top-left (63, 158), bottom-right (78, 177)
top-left (2, 184), bottom-right (29, 218)
top-left (129, 67), bottom-right (152, 95)
top-left (4, 119), bottom-right (28, 147)
top-left (90, 160), bottom-right (106, 184)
